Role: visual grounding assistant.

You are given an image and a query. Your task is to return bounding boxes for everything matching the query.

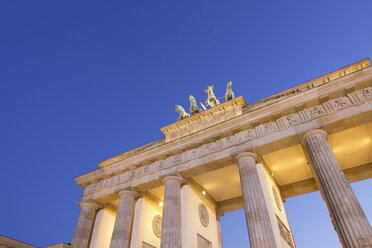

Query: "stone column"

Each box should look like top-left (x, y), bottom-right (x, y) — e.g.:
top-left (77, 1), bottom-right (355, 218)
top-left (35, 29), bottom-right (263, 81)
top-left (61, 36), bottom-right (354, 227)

top-left (71, 201), bottom-right (100, 248)
top-left (236, 152), bottom-right (277, 248)
top-left (302, 129), bottom-right (372, 247)
top-left (160, 175), bottom-right (182, 248)
top-left (216, 212), bottom-right (224, 248)
top-left (110, 189), bottom-right (137, 248)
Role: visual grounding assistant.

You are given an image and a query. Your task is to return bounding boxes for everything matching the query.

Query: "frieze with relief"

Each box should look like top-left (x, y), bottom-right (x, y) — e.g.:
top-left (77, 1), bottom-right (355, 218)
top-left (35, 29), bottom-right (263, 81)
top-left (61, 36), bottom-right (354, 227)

top-left (161, 96), bottom-right (247, 142)
top-left (309, 105), bottom-right (326, 118)
top-left (285, 113), bottom-right (301, 126)
top-left (240, 128), bottom-right (257, 142)
top-left (189, 147), bottom-right (202, 160)
top-left (361, 86), bottom-right (372, 99)
top-left (263, 121), bottom-right (279, 134)
top-left (331, 96), bottom-right (351, 110)
top-left (83, 86), bottom-right (372, 196)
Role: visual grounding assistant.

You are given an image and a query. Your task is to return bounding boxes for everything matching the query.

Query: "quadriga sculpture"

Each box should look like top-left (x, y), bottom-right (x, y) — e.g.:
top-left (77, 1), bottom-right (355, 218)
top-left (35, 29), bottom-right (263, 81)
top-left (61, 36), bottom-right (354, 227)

top-left (225, 80), bottom-right (235, 101)
top-left (175, 104), bottom-right (190, 121)
top-left (204, 85), bottom-right (220, 107)
top-left (189, 95), bottom-right (203, 115)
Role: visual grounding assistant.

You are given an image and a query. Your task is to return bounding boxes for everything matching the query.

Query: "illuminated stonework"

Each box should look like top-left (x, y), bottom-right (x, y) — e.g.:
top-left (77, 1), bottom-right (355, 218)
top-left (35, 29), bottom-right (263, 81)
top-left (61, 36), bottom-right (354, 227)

top-left (161, 96), bottom-right (246, 142)
top-left (71, 58), bottom-right (372, 248)
top-left (82, 85), bottom-right (372, 198)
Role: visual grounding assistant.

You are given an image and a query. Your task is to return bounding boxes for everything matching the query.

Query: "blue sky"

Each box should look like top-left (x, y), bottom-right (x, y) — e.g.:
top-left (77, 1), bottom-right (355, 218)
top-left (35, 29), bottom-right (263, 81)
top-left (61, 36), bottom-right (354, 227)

top-left (0, 1), bottom-right (371, 247)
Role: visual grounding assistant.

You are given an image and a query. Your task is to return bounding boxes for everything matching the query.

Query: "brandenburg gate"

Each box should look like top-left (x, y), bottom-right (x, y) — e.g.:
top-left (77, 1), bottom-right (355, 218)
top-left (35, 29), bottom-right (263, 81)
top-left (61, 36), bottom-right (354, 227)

top-left (71, 59), bottom-right (372, 248)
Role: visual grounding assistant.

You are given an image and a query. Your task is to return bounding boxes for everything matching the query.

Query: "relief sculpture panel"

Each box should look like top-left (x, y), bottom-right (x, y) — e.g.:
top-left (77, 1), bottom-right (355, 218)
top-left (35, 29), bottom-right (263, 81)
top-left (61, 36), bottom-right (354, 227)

top-left (161, 96), bottom-right (246, 142)
top-left (152, 215), bottom-right (162, 238)
top-left (272, 186), bottom-right (282, 211)
top-left (166, 108), bottom-right (237, 142)
top-left (198, 203), bottom-right (209, 227)
top-left (331, 96), bottom-right (351, 110)
top-left (197, 234), bottom-right (212, 248)
top-left (361, 86), bottom-right (372, 99)
top-left (276, 215), bottom-right (294, 247)
top-left (285, 113), bottom-right (301, 126)
top-left (142, 242), bottom-right (156, 248)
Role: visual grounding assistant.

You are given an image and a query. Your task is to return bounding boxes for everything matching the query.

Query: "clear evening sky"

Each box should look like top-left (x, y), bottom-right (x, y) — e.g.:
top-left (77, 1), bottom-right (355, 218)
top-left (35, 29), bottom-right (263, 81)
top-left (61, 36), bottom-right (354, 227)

top-left (1, 1), bottom-right (371, 247)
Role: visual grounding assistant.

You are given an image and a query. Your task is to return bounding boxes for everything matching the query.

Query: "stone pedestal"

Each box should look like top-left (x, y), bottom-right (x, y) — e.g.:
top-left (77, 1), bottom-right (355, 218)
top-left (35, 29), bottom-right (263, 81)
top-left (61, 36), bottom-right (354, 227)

top-left (302, 129), bottom-right (372, 247)
top-left (160, 175), bottom-right (183, 248)
top-left (236, 152), bottom-right (277, 248)
top-left (71, 201), bottom-right (100, 248)
top-left (110, 190), bottom-right (137, 248)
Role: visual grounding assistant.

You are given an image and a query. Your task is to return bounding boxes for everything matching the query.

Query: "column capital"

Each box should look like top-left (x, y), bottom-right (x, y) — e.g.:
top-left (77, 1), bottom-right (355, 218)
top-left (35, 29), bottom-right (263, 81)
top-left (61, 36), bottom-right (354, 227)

top-left (118, 188), bottom-right (138, 198)
top-left (78, 200), bottom-right (101, 210)
top-left (235, 152), bottom-right (257, 162)
top-left (301, 129), bottom-right (327, 143)
top-left (163, 175), bottom-right (183, 184)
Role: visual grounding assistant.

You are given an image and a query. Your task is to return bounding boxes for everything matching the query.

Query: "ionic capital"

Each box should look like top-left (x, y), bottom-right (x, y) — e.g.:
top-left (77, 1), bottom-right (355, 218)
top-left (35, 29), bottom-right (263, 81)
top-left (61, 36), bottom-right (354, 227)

top-left (235, 152), bottom-right (257, 162)
top-left (78, 200), bottom-right (101, 210)
top-left (301, 129), bottom-right (327, 144)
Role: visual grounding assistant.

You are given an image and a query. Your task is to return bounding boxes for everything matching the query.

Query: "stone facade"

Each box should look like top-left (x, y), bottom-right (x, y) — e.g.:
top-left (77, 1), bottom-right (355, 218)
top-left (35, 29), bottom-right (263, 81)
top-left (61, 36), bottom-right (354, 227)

top-left (70, 58), bottom-right (372, 248)
top-left (79, 84), bottom-right (372, 201)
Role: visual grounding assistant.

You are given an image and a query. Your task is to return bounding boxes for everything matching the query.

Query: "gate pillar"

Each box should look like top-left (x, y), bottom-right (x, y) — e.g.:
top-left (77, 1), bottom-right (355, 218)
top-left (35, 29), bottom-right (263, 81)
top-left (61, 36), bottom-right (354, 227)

top-left (236, 152), bottom-right (295, 248)
top-left (71, 201), bottom-right (101, 248)
top-left (160, 175), bottom-right (183, 248)
top-left (302, 129), bottom-right (372, 247)
top-left (109, 189), bottom-right (137, 248)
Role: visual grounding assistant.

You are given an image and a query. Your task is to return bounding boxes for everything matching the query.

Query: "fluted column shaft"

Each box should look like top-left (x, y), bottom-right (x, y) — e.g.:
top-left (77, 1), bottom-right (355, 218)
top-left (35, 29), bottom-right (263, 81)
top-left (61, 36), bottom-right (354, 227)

top-left (160, 176), bottom-right (182, 248)
top-left (71, 201), bottom-right (100, 248)
top-left (236, 152), bottom-right (277, 248)
top-left (303, 129), bottom-right (372, 247)
top-left (110, 190), bottom-right (137, 248)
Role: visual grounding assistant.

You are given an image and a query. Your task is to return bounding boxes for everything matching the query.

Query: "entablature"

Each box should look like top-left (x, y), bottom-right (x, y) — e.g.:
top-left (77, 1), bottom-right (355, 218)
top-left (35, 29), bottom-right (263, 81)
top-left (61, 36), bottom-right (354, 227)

top-left (75, 67), bottom-right (372, 201)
